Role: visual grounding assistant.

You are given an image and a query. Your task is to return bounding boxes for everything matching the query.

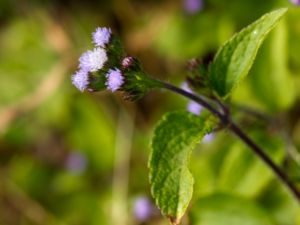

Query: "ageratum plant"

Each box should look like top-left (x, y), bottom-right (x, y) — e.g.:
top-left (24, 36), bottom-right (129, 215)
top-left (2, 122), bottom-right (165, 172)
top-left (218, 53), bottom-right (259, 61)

top-left (71, 8), bottom-right (300, 225)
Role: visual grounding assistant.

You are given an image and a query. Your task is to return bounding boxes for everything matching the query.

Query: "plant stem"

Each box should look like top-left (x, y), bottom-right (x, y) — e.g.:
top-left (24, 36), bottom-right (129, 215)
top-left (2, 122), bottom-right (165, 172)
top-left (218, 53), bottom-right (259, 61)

top-left (229, 123), bottom-right (300, 201)
top-left (160, 80), bottom-right (300, 203)
top-left (162, 82), bottom-right (223, 118)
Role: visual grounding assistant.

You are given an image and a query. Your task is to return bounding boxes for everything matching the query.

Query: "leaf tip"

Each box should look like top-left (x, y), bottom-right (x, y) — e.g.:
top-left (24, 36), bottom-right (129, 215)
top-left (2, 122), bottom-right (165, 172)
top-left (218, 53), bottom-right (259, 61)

top-left (278, 7), bottom-right (288, 13)
top-left (271, 7), bottom-right (288, 18)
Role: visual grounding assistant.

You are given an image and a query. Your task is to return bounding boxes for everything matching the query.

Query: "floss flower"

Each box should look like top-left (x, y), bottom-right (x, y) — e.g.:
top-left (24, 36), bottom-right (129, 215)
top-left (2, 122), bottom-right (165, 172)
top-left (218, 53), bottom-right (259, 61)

top-left (79, 47), bottom-right (108, 72)
top-left (187, 101), bottom-right (203, 115)
top-left (181, 82), bottom-right (193, 94)
top-left (202, 133), bottom-right (215, 143)
top-left (105, 68), bottom-right (124, 92)
top-left (183, 0), bottom-right (203, 14)
top-left (92, 27), bottom-right (112, 47)
top-left (133, 197), bottom-right (154, 221)
top-left (290, 0), bottom-right (300, 5)
top-left (71, 70), bottom-right (89, 92)
top-left (65, 151), bottom-right (87, 174)
top-left (181, 82), bottom-right (203, 115)
top-left (72, 26), bottom-right (161, 97)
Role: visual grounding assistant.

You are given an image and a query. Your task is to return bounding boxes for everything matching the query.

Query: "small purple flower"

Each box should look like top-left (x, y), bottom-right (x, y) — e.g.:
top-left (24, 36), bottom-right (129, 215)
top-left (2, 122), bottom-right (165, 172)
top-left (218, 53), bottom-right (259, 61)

top-left (92, 27), bottom-right (112, 47)
top-left (202, 133), bottom-right (215, 143)
top-left (71, 70), bottom-right (89, 92)
top-left (290, 0), bottom-right (300, 5)
top-left (181, 82), bottom-right (193, 94)
top-left (79, 48), bottom-right (107, 72)
top-left (105, 68), bottom-right (124, 92)
top-left (65, 151), bottom-right (87, 174)
top-left (133, 197), bottom-right (153, 221)
top-left (183, 0), bottom-right (203, 14)
top-left (187, 101), bottom-right (202, 115)
top-left (122, 56), bottom-right (134, 68)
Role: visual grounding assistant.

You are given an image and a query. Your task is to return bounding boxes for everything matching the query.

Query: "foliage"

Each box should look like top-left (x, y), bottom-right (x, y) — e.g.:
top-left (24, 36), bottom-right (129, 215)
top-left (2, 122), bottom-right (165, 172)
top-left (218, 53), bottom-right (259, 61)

top-left (1, 1), bottom-right (300, 225)
top-left (149, 8), bottom-right (295, 225)
top-left (209, 8), bottom-right (286, 98)
top-left (149, 111), bottom-right (215, 223)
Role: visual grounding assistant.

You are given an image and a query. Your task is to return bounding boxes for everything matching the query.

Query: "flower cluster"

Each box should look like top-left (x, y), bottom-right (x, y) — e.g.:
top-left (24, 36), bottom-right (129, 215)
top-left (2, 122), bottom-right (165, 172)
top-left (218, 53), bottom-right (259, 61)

top-left (71, 27), bottom-right (160, 100)
top-left (71, 27), bottom-right (124, 93)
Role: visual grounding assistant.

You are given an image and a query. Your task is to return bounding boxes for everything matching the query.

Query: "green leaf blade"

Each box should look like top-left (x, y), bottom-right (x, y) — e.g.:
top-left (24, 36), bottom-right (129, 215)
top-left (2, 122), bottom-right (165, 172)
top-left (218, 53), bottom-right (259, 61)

top-left (209, 8), bottom-right (287, 98)
top-left (149, 111), bottom-right (215, 224)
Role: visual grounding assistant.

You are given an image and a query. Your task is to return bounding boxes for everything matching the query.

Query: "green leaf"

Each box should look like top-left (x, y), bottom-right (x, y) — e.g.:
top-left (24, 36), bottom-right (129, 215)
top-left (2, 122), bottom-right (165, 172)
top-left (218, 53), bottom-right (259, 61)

top-left (149, 111), bottom-right (215, 224)
top-left (209, 8), bottom-right (287, 98)
top-left (189, 193), bottom-right (273, 225)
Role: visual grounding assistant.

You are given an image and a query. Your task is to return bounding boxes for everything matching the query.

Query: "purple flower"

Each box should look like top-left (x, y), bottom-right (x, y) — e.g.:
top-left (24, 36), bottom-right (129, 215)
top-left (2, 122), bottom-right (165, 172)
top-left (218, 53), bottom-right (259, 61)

top-left (182, 83), bottom-right (203, 115)
top-left (133, 197), bottom-right (153, 221)
top-left (79, 48), bottom-right (107, 72)
top-left (181, 82), bottom-right (193, 94)
top-left (183, 0), bottom-right (203, 14)
top-left (92, 27), bottom-right (112, 47)
top-left (65, 151), bottom-right (87, 174)
top-left (71, 70), bottom-right (89, 92)
top-left (105, 68), bottom-right (124, 92)
top-left (187, 101), bottom-right (202, 115)
top-left (290, 0), bottom-right (300, 5)
top-left (202, 133), bottom-right (215, 143)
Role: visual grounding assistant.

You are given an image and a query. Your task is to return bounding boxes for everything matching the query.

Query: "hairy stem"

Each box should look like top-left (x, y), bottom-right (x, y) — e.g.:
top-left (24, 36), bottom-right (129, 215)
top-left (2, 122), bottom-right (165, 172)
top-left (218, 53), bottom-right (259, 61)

top-left (160, 80), bottom-right (300, 203)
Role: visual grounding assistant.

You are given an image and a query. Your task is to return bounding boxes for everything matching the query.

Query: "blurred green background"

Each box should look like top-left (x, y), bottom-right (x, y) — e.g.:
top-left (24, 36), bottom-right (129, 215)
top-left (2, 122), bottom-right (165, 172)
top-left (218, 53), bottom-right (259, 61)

top-left (0, 0), bottom-right (300, 224)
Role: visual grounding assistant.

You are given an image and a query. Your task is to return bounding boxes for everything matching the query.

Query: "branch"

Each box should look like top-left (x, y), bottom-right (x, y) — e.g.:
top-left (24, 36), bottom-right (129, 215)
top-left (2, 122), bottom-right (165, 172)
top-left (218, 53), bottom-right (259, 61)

top-left (160, 80), bottom-right (300, 203)
top-left (229, 123), bottom-right (300, 201)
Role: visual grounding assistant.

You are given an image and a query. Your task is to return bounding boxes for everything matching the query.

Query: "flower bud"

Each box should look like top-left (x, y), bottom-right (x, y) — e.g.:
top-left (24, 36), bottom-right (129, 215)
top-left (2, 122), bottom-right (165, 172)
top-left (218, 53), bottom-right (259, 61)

top-left (120, 57), bottom-right (162, 100)
top-left (122, 56), bottom-right (134, 69)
